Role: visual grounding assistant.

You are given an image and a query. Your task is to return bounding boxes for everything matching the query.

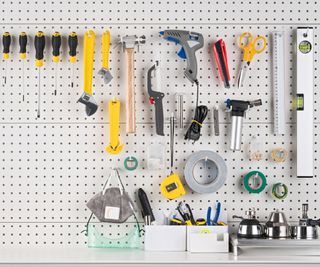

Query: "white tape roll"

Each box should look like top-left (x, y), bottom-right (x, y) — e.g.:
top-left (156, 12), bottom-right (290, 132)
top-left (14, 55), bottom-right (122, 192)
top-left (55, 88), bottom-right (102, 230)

top-left (184, 150), bottom-right (227, 194)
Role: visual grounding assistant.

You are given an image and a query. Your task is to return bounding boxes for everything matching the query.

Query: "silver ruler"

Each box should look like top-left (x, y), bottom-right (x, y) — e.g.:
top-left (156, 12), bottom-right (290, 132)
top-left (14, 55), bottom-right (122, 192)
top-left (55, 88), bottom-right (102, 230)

top-left (272, 31), bottom-right (286, 135)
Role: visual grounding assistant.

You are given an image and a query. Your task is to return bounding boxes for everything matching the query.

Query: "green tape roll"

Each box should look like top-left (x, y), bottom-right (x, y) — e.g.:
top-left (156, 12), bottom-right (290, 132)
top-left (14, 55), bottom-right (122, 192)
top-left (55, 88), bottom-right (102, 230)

top-left (124, 156), bottom-right (138, 171)
top-left (243, 171), bottom-right (267, 194)
top-left (272, 183), bottom-right (288, 200)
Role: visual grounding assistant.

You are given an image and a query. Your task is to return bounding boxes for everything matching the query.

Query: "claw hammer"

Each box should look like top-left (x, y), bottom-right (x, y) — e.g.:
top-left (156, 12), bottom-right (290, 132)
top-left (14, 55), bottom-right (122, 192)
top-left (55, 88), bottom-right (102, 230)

top-left (119, 35), bottom-right (146, 134)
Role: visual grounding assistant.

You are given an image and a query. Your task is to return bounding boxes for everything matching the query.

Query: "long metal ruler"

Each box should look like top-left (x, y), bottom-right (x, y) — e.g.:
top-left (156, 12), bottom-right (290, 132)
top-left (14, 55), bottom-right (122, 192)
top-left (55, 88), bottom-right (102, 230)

top-left (272, 31), bottom-right (286, 135)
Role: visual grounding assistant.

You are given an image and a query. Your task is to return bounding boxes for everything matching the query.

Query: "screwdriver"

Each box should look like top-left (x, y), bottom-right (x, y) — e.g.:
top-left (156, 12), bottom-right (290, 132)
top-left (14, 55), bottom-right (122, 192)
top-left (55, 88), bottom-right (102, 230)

top-left (19, 32), bottom-right (27, 102)
top-left (2, 32), bottom-right (11, 84)
top-left (34, 31), bottom-right (45, 118)
top-left (68, 32), bottom-right (78, 88)
top-left (52, 32), bottom-right (61, 96)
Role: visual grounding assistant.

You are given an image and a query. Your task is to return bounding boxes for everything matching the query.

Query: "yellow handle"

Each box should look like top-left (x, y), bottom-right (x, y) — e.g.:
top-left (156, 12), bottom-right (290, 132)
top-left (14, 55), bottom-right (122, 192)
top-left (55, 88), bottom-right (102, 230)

top-left (239, 32), bottom-right (267, 62)
top-left (102, 30), bottom-right (111, 69)
top-left (105, 99), bottom-right (124, 154)
top-left (83, 30), bottom-right (95, 95)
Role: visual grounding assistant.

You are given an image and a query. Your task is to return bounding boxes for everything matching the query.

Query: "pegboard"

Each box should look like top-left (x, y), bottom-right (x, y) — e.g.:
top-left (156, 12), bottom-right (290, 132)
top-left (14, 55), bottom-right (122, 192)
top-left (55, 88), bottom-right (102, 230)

top-left (0, 0), bottom-right (320, 248)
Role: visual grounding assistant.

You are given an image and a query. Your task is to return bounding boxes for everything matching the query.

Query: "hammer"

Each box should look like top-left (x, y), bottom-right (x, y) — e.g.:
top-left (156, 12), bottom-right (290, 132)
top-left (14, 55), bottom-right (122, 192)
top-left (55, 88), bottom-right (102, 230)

top-left (119, 35), bottom-right (146, 134)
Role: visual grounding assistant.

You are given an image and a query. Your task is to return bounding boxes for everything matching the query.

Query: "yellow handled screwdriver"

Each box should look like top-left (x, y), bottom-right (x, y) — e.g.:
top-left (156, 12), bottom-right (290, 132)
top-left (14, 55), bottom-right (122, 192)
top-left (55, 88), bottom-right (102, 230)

top-left (2, 32), bottom-right (11, 84)
top-left (68, 32), bottom-right (78, 88)
top-left (19, 32), bottom-right (27, 101)
top-left (34, 31), bottom-right (45, 118)
top-left (52, 32), bottom-right (61, 96)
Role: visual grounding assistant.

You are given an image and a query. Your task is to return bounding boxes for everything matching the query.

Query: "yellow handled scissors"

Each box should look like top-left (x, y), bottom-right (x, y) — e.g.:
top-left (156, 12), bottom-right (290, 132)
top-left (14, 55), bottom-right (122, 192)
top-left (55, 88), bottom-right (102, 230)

top-left (237, 32), bottom-right (267, 88)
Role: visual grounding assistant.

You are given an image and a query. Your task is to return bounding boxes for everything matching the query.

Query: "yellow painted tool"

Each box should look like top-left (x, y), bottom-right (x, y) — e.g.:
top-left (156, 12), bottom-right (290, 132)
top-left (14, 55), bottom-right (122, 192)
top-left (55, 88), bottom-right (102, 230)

top-left (98, 30), bottom-right (113, 84)
top-left (2, 32), bottom-right (11, 84)
top-left (105, 99), bottom-right (124, 154)
top-left (77, 30), bottom-right (98, 116)
top-left (19, 32), bottom-right (27, 102)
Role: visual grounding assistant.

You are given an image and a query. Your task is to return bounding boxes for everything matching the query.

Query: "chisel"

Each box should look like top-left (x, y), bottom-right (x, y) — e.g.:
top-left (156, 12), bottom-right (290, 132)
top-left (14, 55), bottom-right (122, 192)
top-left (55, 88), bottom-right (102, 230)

top-left (68, 32), bottom-right (78, 88)
top-left (52, 32), bottom-right (61, 95)
top-left (2, 32), bottom-right (11, 84)
top-left (34, 31), bottom-right (45, 118)
top-left (19, 32), bottom-right (27, 102)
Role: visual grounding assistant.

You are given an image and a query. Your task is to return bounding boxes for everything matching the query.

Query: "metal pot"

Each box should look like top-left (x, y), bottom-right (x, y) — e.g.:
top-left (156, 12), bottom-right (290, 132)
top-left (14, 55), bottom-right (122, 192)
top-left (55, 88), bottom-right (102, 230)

top-left (233, 208), bottom-right (264, 238)
top-left (292, 225), bottom-right (318, 239)
top-left (265, 210), bottom-right (291, 238)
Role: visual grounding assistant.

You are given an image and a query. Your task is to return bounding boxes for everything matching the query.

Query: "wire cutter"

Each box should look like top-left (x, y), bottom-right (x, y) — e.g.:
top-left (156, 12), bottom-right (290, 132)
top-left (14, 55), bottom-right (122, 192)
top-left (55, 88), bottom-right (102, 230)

top-left (237, 32), bottom-right (267, 88)
top-left (206, 202), bottom-right (221, 225)
top-left (176, 202), bottom-right (196, 226)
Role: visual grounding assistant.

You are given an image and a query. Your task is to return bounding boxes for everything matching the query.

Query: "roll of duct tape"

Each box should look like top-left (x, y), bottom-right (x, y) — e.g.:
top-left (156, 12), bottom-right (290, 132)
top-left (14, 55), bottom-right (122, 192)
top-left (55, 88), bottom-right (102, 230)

top-left (243, 171), bottom-right (267, 194)
top-left (184, 150), bottom-right (227, 194)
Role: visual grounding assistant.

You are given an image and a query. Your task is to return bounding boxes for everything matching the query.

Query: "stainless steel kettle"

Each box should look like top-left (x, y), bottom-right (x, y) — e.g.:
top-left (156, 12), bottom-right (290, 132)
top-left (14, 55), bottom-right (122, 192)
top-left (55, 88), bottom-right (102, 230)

top-left (233, 208), bottom-right (264, 238)
top-left (265, 209), bottom-right (291, 238)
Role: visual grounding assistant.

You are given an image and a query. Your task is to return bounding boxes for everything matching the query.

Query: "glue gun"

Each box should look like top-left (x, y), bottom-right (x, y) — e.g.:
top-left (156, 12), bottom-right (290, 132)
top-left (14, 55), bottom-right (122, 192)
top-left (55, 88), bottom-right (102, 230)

top-left (160, 30), bottom-right (204, 83)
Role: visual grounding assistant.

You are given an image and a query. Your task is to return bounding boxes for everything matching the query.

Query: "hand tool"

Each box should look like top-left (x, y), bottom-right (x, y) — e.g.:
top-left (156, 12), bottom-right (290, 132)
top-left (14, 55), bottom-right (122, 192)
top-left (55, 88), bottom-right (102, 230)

top-left (52, 31), bottom-right (62, 96)
top-left (184, 150), bottom-right (227, 194)
top-left (195, 218), bottom-right (206, 226)
top-left (206, 207), bottom-right (212, 225)
top-left (138, 188), bottom-right (155, 225)
top-left (68, 32), bottom-right (78, 88)
top-left (176, 93), bottom-right (184, 129)
top-left (77, 30), bottom-right (98, 116)
top-left (272, 183), bottom-right (288, 200)
top-left (213, 106), bottom-right (219, 136)
top-left (159, 30), bottom-right (203, 84)
top-left (272, 31), bottom-right (286, 135)
top-left (176, 202), bottom-right (195, 226)
top-left (160, 115), bottom-right (186, 200)
top-left (19, 32), bottom-right (27, 102)
top-left (213, 202), bottom-right (221, 225)
top-left (237, 32), bottom-right (267, 88)
top-left (170, 218), bottom-right (183, 225)
top-left (105, 98), bottom-right (124, 154)
top-left (225, 99), bottom-right (262, 151)
top-left (119, 35), bottom-right (146, 134)
top-left (213, 39), bottom-right (230, 88)
top-left (124, 156), bottom-right (138, 171)
top-left (271, 148), bottom-right (288, 162)
top-left (147, 60), bottom-right (165, 136)
top-left (2, 32), bottom-right (11, 85)
top-left (98, 30), bottom-right (113, 84)
top-left (34, 31), bottom-right (46, 118)
top-left (296, 27), bottom-right (314, 178)
top-left (243, 171), bottom-right (267, 194)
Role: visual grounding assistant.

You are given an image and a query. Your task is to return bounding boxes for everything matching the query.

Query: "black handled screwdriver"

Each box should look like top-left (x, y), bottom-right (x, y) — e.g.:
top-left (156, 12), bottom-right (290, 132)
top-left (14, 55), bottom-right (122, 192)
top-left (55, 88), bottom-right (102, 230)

top-left (19, 32), bottom-right (27, 101)
top-left (68, 32), bottom-right (78, 88)
top-left (52, 32), bottom-right (61, 96)
top-left (34, 31), bottom-right (45, 118)
top-left (3, 32), bottom-right (11, 84)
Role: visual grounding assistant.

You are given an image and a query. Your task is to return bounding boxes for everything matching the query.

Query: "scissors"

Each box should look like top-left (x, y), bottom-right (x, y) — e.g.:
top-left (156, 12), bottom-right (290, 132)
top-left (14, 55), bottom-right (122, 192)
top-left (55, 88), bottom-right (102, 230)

top-left (237, 32), bottom-right (267, 88)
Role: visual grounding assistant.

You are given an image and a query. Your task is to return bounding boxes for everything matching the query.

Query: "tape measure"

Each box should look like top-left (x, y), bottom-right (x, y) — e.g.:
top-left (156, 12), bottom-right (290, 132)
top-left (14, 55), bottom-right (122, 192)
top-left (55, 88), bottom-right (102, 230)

top-left (272, 31), bottom-right (286, 135)
top-left (243, 171), bottom-right (267, 194)
top-left (160, 173), bottom-right (186, 200)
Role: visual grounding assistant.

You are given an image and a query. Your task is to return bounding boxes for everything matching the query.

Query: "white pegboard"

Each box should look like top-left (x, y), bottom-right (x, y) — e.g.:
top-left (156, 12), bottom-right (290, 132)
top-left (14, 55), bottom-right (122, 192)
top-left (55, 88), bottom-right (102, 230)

top-left (0, 1), bottom-right (320, 248)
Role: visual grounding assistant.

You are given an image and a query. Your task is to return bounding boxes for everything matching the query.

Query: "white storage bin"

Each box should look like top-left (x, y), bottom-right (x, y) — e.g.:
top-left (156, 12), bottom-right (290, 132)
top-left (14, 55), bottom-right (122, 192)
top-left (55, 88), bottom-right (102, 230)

top-left (144, 225), bottom-right (187, 251)
top-left (187, 226), bottom-right (229, 253)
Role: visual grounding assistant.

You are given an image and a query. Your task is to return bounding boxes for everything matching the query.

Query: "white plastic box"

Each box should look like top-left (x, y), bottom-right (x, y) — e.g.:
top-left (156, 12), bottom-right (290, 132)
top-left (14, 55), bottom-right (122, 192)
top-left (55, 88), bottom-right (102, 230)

top-left (144, 225), bottom-right (187, 251)
top-left (187, 226), bottom-right (229, 253)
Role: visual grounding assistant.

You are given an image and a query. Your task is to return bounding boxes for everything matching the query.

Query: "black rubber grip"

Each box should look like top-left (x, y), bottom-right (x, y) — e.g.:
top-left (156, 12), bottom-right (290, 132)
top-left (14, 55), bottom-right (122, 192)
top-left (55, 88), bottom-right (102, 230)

top-left (34, 31), bottom-right (45, 60)
top-left (2, 32), bottom-right (11, 54)
top-left (68, 32), bottom-right (78, 57)
top-left (52, 32), bottom-right (62, 57)
top-left (19, 32), bottom-right (27, 54)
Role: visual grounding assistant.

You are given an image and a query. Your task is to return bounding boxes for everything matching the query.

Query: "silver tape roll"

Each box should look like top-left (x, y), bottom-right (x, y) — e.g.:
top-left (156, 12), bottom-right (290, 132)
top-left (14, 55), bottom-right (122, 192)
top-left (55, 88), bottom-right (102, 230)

top-left (184, 150), bottom-right (227, 194)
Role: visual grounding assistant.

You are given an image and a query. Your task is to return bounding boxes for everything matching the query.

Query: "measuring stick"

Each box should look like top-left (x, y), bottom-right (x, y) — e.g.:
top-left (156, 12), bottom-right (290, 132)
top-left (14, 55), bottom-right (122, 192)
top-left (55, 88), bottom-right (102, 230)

top-left (272, 31), bottom-right (285, 135)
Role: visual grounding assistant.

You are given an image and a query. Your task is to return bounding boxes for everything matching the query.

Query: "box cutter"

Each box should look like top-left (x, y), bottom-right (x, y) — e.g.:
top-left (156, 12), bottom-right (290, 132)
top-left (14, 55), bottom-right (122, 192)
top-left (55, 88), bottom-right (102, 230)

top-left (147, 61), bottom-right (165, 136)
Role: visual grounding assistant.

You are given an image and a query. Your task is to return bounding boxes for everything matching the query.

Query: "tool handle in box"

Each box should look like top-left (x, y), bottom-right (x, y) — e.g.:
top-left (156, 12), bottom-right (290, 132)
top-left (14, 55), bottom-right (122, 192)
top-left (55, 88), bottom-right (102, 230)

top-left (125, 47), bottom-right (136, 134)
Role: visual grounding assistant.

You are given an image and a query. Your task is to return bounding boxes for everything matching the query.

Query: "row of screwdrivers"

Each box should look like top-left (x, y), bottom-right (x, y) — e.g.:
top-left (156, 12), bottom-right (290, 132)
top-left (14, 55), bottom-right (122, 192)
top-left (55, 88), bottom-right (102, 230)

top-left (0, 31), bottom-right (79, 111)
top-left (0, 31), bottom-right (78, 65)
